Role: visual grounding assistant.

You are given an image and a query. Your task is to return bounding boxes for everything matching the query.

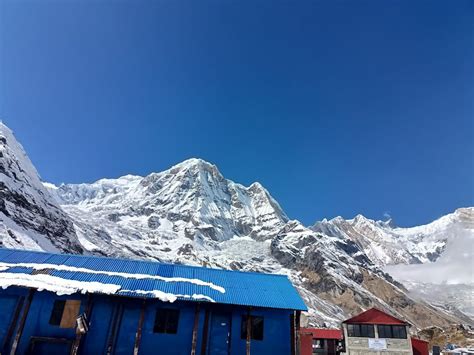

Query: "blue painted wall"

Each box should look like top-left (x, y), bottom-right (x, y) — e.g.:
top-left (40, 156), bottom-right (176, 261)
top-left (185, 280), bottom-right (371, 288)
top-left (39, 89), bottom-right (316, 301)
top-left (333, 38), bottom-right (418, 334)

top-left (139, 302), bottom-right (196, 355)
top-left (16, 291), bottom-right (86, 354)
top-left (0, 287), bottom-right (295, 355)
top-left (229, 307), bottom-right (293, 355)
top-left (81, 295), bottom-right (118, 354)
top-left (0, 287), bottom-right (29, 353)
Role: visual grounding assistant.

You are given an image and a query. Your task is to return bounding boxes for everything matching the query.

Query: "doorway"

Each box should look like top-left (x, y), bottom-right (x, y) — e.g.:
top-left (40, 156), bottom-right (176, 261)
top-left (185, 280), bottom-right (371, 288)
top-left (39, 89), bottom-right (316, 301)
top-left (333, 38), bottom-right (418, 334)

top-left (207, 312), bottom-right (232, 355)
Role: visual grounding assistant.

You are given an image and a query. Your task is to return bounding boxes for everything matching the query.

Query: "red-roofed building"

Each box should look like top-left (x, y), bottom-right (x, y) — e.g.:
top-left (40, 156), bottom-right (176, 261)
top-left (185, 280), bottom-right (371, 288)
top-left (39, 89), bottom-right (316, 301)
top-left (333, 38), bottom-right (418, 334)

top-left (342, 308), bottom-right (413, 355)
top-left (300, 328), bottom-right (344, 355)
top-left (344, 308), bottom-right (409, 325)
top-left (411, 337), bottom-right (429, 355)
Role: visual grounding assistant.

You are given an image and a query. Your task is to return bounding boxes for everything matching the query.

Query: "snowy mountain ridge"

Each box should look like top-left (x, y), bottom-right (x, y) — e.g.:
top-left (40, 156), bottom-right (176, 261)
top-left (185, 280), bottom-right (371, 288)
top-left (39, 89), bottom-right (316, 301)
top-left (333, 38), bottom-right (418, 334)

top-left (0, 123), bottom-right (82, 253)
top-left (312, 208), bottom-right (474, 318)
top-left (0, 122), bottom-right (472, 328)
top-left (312, 208), bottom-right (472, 267)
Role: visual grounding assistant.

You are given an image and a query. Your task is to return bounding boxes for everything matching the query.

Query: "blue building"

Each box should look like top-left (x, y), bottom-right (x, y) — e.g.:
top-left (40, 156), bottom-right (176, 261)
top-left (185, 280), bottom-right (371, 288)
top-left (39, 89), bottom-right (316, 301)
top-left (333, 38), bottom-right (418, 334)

top-left (0, 248), bottom-right (306, 355)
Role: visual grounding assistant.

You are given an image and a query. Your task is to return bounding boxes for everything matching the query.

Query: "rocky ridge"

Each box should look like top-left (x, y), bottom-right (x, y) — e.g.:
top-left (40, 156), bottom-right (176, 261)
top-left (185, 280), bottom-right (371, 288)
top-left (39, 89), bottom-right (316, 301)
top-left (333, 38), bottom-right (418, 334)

top-left (0, 122), bottom-right (472, 328)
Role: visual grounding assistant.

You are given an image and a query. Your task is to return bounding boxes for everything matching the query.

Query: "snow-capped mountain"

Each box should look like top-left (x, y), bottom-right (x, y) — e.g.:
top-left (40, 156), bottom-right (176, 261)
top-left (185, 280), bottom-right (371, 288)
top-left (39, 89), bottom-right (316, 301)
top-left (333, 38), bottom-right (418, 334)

top-left (0, 122), bottom-right (472, 329)
top-left (0, 123), bottom-right (82, 253)
top-left (312, 209), bottom-right (474, 318)
top-left (312, 209), bottom-right (473, 267)
top-left (46, 158), bottom-right (289, 263)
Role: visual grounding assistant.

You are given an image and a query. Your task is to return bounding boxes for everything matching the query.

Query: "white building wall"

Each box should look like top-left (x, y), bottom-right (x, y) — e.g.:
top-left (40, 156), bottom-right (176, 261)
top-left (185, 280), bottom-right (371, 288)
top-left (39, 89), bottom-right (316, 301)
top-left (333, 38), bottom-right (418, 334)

top-left (342, 324), bottom-right (413, 355)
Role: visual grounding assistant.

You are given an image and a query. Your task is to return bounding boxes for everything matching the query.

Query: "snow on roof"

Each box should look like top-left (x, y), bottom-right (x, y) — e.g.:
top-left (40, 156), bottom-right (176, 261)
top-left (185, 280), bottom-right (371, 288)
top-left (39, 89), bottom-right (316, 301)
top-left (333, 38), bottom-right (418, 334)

top-left (0, 272), bottom-right (121, 296)
top-left (0, 248), bottom-right (307, 310)
top-left (0, 261), bottom-right (225, 293)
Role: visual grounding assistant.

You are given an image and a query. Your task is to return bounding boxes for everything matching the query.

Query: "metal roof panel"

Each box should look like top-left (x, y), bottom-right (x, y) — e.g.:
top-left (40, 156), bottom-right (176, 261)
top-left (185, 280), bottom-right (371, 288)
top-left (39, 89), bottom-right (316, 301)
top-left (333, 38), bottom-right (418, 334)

top-left (0, 248), bottom-right (307, 311)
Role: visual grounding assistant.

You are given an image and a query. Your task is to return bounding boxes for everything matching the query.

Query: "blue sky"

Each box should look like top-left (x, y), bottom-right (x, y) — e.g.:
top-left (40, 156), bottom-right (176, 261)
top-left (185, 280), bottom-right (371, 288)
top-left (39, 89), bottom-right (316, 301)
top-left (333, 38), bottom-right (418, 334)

top-left (1, 0), bottom-right (473, 226)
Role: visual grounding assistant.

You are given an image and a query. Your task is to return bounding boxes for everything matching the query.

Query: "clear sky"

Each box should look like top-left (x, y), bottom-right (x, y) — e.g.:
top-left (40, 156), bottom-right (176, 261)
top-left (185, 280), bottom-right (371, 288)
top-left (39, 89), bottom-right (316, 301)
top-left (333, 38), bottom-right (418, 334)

top-left (1, 0), bottom-right (473, 227)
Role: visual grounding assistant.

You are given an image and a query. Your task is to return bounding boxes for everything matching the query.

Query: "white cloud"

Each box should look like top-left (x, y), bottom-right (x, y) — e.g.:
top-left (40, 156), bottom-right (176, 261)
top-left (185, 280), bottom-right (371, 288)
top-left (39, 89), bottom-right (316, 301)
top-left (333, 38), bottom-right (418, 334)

top-left (385, 227), bottom-right (474, 285)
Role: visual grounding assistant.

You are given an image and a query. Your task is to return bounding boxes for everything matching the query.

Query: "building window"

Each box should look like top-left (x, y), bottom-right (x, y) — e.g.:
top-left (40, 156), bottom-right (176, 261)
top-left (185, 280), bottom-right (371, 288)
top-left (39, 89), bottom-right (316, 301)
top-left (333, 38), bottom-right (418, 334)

top-left (347, 324), bottom-right (375, 338)
top-left (378, 325), bottom-right (407, 339)
top-left (241, 315), bottom-right (264, 341)
top-left (49, 299), bottom-right (81, 328)
top-left (154, 309), bottom-right (180, 334)
top-left (312, 338), bottom-right (324, 351)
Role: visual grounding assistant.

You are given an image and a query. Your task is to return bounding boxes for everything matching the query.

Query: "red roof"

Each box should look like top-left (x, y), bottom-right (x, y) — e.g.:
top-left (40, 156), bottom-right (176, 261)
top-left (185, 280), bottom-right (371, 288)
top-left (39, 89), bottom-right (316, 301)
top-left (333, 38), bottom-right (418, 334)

top-left (300, 328), bottom-right (343, 340)
top-left (343, 308), bottom-right (408, 325)
top-left (411, 337), bottom-right (429, 355)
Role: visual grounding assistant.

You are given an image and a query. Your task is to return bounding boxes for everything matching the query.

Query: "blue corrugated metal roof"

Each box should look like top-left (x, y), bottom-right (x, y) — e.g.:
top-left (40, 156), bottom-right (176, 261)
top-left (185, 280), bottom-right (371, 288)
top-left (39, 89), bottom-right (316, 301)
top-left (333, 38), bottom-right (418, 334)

top-left (0, 248), bottom-right (307, 311)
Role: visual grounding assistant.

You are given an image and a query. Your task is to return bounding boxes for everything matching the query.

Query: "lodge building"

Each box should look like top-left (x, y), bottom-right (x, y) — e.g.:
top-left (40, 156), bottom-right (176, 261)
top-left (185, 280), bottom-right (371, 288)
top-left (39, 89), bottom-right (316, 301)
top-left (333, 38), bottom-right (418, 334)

top-left (0, 248), bottom-right (307, 355)
top-left (300, 308), bottom-right (428, 355)
top-left (342, 308), bottom-right (413, 355)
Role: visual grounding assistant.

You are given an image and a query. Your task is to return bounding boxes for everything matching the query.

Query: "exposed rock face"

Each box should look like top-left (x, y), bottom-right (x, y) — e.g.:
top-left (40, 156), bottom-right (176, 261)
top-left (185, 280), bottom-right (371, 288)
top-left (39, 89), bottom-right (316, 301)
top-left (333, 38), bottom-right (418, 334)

top-left (312, 208), bottom-right (474, 321)
top-left (0, 122), bottom-right (472, 328)
top-left (418, 324), bottom-right (474, 349)
top-left (0, 123), bottom-right (82, 253)
top-left (269, 222), bottom-right (471, 328)
top-left (45, 158), bottom-right (289, 262)
top-left (312, 209), bottom-right (473, 267)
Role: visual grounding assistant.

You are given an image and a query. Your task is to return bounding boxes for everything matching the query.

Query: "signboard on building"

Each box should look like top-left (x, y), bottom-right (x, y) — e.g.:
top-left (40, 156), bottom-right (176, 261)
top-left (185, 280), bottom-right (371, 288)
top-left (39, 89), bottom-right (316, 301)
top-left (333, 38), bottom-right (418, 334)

top-left (368, 338), bottom-right (387, 350)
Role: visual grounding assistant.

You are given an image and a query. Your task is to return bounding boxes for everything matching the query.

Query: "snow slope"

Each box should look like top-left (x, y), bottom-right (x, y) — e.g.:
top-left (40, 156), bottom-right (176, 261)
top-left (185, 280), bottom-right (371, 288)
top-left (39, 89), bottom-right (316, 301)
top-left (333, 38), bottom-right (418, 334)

top-left (312, 209), bottom-right (473, 267)
top-left (0, 122), bottom-right (471, 328)
top-left (313, 208), bottom-right (474, 318)
top-left (46, 159), bottom-right (472, 327)
top-left (47, 158), bottom-right (288, 265)
top-left (0, 123), bottom-right (82, 253)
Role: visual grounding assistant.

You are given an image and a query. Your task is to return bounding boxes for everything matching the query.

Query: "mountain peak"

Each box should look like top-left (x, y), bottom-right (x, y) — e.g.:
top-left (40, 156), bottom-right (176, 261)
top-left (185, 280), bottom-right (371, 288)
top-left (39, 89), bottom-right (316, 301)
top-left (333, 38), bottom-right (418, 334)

top-left (1, 121), bottom-right (471, 328)
top-left (249, 181), bottom-right (267, 192)
top-left (0, 121), bottom-right (13, 135)
top-left (166, 158), bottom-right (224, 179)
top-left (377, 218), bottom-right (396, 229)
top-left (352, 214), bottom-right (372, 224)
top-left (0, 120), bottom-right (44, 193)
top-left (172, 158), bottom-right (216, 170)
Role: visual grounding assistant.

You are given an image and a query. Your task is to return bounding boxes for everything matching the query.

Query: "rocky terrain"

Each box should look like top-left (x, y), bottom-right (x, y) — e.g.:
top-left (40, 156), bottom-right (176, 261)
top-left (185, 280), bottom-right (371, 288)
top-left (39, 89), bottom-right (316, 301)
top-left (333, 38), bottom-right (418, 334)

top-left (313, 208), bottom-right (474, 319)
top-left (418, 324), bottom-right (474, 349)
top-left (0, 124), bottom-right (82, 253)
top-left (0, 122), bottom-right (472, 329)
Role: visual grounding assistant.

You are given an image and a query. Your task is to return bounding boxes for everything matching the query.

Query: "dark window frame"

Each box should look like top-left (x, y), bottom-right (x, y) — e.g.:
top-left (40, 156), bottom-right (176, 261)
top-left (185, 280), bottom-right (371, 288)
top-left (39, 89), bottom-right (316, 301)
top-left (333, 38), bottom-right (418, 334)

top-left (240, 315), bottom-right (264, 341)
top-left (153, 308), bottom-right (180, 334)
top-left (377, 325), bottom-right (407, 339)
top-left (347, 323), bottom-right (375, 338)
top-left (49, 299), bottom-right (81, 328)
top-left (49, 300), bottom-right (66, 326)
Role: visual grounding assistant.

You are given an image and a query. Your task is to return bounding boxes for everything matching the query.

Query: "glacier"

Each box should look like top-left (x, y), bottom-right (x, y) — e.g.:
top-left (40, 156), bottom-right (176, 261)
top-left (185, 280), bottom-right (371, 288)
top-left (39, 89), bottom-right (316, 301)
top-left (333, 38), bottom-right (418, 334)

top-left (0, 122), bottom-right (472, 329)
